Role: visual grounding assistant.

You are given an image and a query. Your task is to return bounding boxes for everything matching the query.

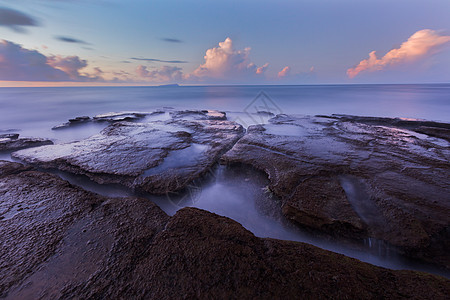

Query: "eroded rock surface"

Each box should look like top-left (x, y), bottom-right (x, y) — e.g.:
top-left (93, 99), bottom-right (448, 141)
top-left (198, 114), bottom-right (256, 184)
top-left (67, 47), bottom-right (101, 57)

top-left (0, 133), bottom-right (53, 151)
top-left (221, 114), bottom-right (450, 268)
top-left (1, 162), bottom-right (448, 299)
top-left (13, 111), bottom-right (244, 194)
top-left (52, 111), bottom-right (166, 130)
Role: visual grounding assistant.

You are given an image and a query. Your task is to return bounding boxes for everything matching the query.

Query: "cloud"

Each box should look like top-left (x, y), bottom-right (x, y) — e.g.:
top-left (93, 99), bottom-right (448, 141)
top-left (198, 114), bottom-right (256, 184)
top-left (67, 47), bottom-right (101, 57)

top-left (0, 7), bottom-right (38, 33)
top-left (188, 37), bottom-right (269, 82)
top-left (276, 66), bottom-right (316, 83)
top-left (347, 29), bottom-right (450, 78)
top-left (0, 39), bottom-right (101, 81)
top-left (161, 38), bottom-right (183, 43)
top-left (55, 36), bottom-right (90, 45)
top-left (131, 57), bottom-right (188, 64)
top-left (277, 66), bottom-right (291, 78)
top-left (136, 65), bottom-right (183, 82)
top-left (256, 63), bottom-right (269, 75)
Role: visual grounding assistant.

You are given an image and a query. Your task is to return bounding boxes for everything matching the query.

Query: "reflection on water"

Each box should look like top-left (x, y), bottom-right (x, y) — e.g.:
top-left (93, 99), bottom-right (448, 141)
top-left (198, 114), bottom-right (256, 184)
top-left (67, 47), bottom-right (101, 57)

top-left (142, 144), bottom-right (208, 177)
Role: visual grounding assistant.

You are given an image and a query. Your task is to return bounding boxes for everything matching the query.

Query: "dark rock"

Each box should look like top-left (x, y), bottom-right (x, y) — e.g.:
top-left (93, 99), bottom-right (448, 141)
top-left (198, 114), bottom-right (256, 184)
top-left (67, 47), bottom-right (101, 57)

top-left (415, 126), bottom-right (450, 142)
top-left (222, 114), bottom-right (450, 268)
top-left (60, 208), bottom-right (450, 299)
top-left (13, 115), bottom-right (244, 194)
top-left (1, 162), bottom-right (448, 299)
top-left (93, 111), bottom-right (148, 122)
top-left (170, 109), bottom-right (227, 120)
top-left (69, 116), bottom-right (90, 123)
top-left (0, 161), bottom-right (168, 299)
top-left (256, 110), bottom-right (275, 116)
top-left (0, 134), bottom-right (19, 140)
top-left (0, 134), bottom-right (53, 151)
top-left (320, 114), bottom-right (450, 130)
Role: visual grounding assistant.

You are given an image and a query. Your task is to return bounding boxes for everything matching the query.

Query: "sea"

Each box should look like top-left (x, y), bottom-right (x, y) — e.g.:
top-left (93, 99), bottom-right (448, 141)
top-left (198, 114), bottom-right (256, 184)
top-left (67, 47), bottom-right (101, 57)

top-left (1, 84), bottom-right (449, 275)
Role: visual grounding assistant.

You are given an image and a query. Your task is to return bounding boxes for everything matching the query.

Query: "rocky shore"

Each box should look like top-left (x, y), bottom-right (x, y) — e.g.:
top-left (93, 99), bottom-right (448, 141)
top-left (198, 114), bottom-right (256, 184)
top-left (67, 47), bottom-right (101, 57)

top-left (1, 110), bottom-right (449, 298)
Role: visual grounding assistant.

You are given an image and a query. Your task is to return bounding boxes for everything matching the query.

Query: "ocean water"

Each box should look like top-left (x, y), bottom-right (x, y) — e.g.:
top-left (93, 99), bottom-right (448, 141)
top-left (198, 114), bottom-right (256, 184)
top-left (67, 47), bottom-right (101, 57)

top-left (1, 84), bottom-right (449, 275)
top-left (1, 84), bottom-right (449, 139)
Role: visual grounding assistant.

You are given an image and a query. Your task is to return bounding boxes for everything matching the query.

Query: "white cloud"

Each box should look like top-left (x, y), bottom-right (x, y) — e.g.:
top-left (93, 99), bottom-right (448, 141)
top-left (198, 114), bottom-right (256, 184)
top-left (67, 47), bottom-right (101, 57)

top-left (188, 37), bottom-right (268, 82)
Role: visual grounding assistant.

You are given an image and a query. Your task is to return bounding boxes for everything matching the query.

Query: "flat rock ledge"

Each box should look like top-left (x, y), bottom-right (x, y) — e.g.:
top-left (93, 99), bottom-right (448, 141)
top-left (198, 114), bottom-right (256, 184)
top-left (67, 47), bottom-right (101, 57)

top-left (221, 114), bottom-right (450, 268)
top-left (13, 110), bottom-right (244, 194)
top-left (1, 161), bottom-right (448, 299)
top-left (0, 133), bottom-right (53, 151)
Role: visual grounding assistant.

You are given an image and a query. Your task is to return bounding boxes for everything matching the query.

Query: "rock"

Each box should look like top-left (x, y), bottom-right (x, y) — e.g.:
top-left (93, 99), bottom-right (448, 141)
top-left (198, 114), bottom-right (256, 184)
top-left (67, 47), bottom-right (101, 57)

top-left (0, 161), bottom-right (169, 298)
top-left (0, 134), bottom-right (53, 151)
top-left (52, 111), bottom-right (168, 130)
top-left (57, 208), bottom-right (450, 299)
top-left (13, 112), bottom-right (244, 194)
top-left (221, 114), bottom-right (450, 268)
top-left (52, 116), bottom-right (91, 130)
top-left (93, 111), bottom-right (149, 122)
top-left (256, 110), bottom-right (275, 116)
top-left (415, 126), bottom-right (450, 142)
top-left (170, 109), bottom-right (227, 120)
top-left (0, 134), bottom-right (19, 140)
top-left (1, 161), bottom-right (448, 299)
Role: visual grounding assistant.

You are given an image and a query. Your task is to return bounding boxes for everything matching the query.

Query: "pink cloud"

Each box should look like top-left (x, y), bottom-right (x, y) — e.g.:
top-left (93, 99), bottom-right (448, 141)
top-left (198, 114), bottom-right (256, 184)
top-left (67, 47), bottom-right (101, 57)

top-left (256, 63), bottom-right (269, 75)
top-left (0, 40), bottom-right (69, 81)
top-left (0, 39), bottom-right (103, 81)
top-left (188, 37), bottom-right (268, 81)
top-left (277, 66), bottom-right (291, 78)
top-left (47, 55), bottom-right (90, 80)
top-left (136, 65), bottom-right (183, 82)
top-left (347, 29), bottom-right (450, 78)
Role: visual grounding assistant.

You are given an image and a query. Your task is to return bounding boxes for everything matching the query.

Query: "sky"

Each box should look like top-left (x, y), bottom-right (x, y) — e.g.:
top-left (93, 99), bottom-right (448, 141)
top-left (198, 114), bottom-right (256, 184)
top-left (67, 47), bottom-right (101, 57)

top-left (0, 0), bottom-right (449, 86)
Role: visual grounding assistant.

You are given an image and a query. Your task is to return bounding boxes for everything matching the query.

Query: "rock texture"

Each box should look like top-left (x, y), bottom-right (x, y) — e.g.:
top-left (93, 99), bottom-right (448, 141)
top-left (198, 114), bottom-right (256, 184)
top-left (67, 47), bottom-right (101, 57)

top-left (1, 161), bottom-right (448, 299)
top-left (52, 111), bottom-right (165, 129)
top-left (13, 111), bottom-right (244, 194)
top-left (0, 133), bottom-right (53, 151)
top-left (221, 114), bottom-right (450, 268)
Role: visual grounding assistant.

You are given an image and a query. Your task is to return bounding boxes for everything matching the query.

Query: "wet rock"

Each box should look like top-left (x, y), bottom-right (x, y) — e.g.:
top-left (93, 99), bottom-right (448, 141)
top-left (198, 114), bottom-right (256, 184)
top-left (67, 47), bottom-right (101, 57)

top-left (256, 110), bottom-right (275, 116)
top-left (13, 114), bottom-right (244, 194)
top-left (52, 111), bottom-right (167, 130)
top-left (52, 116), bottom-right (91, 130)
top-left (415, 126), bottom-right (450, 142)
top-left (1, 162), bottom-right (448, 299)
top-left (93, 111), bottom-right (149, 122)
top-left (0, 161), bottom-right (169, 299)
top-left (0, 134), bottom-right (53, 151)
top-left (170, 109), bottom-right (227, 120)
top-left (61, 208), bottom-right (450, 299)
top-left (0, 133), bottom-right (19, 140)
top-left (222, 114), bottom-right (450, 268)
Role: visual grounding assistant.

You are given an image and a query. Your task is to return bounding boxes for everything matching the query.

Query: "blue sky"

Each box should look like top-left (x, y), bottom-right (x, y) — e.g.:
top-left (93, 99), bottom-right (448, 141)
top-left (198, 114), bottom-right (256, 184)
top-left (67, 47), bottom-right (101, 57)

top-left (0, 0), bottom-right (449, 86)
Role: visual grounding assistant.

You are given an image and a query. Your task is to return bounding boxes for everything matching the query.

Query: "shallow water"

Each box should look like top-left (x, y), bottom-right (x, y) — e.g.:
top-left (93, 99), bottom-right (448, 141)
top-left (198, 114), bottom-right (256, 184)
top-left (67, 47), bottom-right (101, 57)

top-left (142, 143), bottom-right (209, 176)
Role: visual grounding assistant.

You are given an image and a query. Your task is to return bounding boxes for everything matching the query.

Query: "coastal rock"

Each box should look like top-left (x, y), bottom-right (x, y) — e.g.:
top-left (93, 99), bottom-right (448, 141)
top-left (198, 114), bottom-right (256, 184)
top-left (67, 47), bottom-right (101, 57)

top-left (170, 109), bottom-right (227, 120)
top-left (0, 161), bottom-right (169, 298)
top-left (1, 163), bottom-right (448, 298)
top-left (93, 111), bottom-right (149, 122)
top-left (13, 112), bottom-right (244, 194)
top-left (52, 111), bottom-right (167, 130)
top-left (221, 114), bottom-right (450, 268)
top-left (0, 134), bottom-right (53, 151)
top-left (52, 116), bottom-right (91, 130)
